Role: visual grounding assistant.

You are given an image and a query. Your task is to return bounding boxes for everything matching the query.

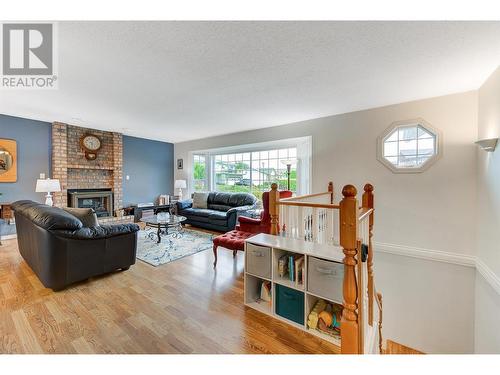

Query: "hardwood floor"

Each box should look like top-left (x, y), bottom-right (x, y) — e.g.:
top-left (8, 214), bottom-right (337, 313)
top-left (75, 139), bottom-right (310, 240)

top-left (384, 340), bottom-right (424, 354)
top-left (0, 236), bottom-right (339, 354)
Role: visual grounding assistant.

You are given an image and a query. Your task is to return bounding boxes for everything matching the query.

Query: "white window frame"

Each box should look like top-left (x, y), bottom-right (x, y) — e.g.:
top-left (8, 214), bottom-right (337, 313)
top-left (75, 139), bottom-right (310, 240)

top-left (189, 136), bottom-right (312, 196)
top-left (192, 154), bottom-right (209, 191)
top-left (377, 118), bottom-right (442, 174)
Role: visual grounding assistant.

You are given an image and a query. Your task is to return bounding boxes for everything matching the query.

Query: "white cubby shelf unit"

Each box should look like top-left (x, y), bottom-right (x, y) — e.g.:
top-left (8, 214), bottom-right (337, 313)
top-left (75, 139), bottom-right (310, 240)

top-left (244, 233), bottom-right (345, 347)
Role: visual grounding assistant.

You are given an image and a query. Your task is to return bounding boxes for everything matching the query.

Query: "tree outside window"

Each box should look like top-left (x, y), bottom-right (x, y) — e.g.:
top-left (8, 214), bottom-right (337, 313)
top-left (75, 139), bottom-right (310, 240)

top-left (193, 148), bottom-right (297, 199)
top-left (193, 154), bottom-right (207, 191)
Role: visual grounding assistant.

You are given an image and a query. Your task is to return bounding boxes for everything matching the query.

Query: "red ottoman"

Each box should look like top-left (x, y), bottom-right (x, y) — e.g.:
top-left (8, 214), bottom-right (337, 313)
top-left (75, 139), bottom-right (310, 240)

top-left (212, 230), bottom-right (254, 268)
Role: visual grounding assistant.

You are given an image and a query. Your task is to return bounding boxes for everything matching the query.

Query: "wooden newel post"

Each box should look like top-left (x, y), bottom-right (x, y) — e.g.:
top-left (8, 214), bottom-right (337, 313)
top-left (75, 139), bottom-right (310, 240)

top-left (362, 183), bottom-right (374, 327)
top-left (340, 184), bottom-right (359, 354)
top-left (328, 181), bottom-right (334, 204)
top-left (269, 183), bottom-right (279, 235)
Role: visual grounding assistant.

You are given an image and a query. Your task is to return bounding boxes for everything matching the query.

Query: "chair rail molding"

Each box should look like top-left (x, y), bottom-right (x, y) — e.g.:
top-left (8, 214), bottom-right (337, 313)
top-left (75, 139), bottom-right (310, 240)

top-left (476, 258), bottom-right (500, 296)
top-left (375, 241), bottom-right (500, 296)
top-left (374, 242), bottom-right (476, 267)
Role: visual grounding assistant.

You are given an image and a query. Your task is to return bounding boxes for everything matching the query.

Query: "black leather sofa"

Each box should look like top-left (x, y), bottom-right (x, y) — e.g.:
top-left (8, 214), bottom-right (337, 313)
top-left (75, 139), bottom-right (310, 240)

top-left (177, 192), bottom-right (257, 232)
top-left (12, 200), bottom-right (140, 291)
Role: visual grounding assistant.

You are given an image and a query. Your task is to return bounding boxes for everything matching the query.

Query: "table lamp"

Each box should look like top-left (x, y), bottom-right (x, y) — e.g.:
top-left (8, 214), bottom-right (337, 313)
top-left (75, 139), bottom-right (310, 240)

top-left (174, 179), bottom-right (187, 199)
top-left (35, 178), bottom-right (61, 206)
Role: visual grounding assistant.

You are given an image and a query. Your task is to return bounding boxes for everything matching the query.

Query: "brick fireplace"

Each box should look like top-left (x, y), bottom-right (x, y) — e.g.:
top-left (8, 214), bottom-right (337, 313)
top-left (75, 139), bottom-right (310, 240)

top-left (51, 122), bottom-right (123, 215)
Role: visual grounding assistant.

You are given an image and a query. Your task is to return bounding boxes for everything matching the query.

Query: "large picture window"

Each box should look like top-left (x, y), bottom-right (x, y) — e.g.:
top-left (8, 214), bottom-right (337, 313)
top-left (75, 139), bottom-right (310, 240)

top-left (213, 148), bottom-right (297, 199)
top-left (191, 138), bottom-right (310, 199)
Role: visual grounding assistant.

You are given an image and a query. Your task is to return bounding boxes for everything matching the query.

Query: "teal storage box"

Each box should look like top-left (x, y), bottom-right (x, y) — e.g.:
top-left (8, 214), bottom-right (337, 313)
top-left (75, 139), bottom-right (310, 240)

top-left (275, 284), bottom-right (305, 325)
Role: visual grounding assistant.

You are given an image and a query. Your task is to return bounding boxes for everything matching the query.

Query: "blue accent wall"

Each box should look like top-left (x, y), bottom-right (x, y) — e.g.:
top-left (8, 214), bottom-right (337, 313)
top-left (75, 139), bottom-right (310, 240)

top-left (0, 114), bottom-right (174, 206)
top-left (0, 114), bottom-right (51, 202)
top-left (123, 135), bottom-right (174, 207)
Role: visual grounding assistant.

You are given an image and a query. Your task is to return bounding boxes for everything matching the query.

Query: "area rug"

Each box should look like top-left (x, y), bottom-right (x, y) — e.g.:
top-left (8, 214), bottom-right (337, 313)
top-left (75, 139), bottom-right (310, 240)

top-left (136, 228), bottom-right (214, 266)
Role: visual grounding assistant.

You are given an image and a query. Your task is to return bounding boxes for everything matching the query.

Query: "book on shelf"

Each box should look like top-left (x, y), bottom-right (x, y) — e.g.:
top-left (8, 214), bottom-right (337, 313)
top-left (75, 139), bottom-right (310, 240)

top-left (278, 253), bottom-right (305, 285)
top-left (295, 256), bottom-right (305, 287)
top-left (278, 254), bottom-right (288, 278)
top-left (288, 254), bottom-right (305, 284)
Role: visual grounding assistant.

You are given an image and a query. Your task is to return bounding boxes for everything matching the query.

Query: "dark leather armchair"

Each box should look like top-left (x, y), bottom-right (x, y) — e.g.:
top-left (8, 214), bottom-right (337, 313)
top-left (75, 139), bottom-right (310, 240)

top-left (237, 190), bottom-right (293, 234)
top-left (12, 200), bottom-right (140, 291)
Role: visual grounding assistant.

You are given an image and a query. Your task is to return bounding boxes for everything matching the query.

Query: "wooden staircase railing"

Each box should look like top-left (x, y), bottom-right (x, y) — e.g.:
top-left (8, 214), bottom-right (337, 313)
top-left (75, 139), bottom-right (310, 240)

top-left (363, 184), bottom-right (375, 327)
top-left (268, 181), bottom-right (381, 354)
top-left (339, 185), bottom-right (360, 353)
top-left (376, 290), bottom-right (383, 354)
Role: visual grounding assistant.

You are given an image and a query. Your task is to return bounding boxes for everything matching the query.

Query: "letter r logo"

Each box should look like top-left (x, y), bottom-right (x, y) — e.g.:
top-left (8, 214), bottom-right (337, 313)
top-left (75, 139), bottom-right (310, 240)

top-left (2, 23), bottom-right (53, 75)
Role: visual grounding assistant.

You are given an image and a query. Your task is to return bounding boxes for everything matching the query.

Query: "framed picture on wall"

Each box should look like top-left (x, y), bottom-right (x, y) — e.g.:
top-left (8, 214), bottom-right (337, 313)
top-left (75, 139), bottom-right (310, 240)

top-left (0, 139), bottom-right (17, 183)
top-left (177, 158), bottom-right (183, 169)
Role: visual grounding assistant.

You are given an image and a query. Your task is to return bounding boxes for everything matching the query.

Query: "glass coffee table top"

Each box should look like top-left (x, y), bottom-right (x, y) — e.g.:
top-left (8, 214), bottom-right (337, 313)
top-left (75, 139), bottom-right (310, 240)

top-left (140, 215), bottom-right (187, 226)
top-left (140, 214), bottom-right (187, 244)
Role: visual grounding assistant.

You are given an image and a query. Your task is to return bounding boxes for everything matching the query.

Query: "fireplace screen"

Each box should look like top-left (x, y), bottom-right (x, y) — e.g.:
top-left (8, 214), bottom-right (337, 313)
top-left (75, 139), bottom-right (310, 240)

top-left (68, 190), bottom-right (113, 217)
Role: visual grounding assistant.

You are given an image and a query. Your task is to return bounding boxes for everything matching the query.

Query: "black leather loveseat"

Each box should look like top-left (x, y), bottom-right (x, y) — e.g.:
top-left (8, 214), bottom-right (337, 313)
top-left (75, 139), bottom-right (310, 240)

top-left (177, 192), bottom-right (257, 232)
top-left (12, 200), bottom-right (140, 291)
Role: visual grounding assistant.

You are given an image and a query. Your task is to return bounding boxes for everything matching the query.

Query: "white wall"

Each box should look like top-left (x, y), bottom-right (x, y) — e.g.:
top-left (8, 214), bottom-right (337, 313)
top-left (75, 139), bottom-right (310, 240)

top-left (175, 91), bottom-right (479, 353)
top-left (376, 253), bottom-right (475, 353)
top-left (474, 273), bottom-right (500, 353)
top-left (475, 66), bottom-right (500, 353)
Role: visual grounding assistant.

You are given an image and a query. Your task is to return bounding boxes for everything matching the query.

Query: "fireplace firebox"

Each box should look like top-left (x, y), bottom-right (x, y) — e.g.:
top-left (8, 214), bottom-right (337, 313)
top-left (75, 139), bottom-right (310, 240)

top-left (68, 189), bottom-right (113, 217)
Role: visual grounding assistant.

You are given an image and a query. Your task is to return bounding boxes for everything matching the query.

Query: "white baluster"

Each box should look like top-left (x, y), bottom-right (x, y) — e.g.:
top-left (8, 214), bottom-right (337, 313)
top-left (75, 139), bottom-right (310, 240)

top-left (312, 208), bottom-right (319, 242)
top-left (283, 205), bottom-right (288, 236)
top-left (323, 209), bottom-right (328, 244)
top-left (305, 208), bottom-right (309, 241)
top-left (363, 218), bottom-right (366, 245)
top-left (318, 209), bottom-right (322, 244)
top-left (367, 219), bottom-right (370, 244)
top-left (359, 216), bottom-right (363, 244)
top-left (298, 206), bottom-right (304, 240)
top-left (321, 209), bottom-right (327, 244)
top-left (289, 205), bottom-right (293, 238)
top-left (326, 209), bottom-right (333, 245)
top-left (279, 204), bottom-right (284, 236)
top-left (335, 210), bottom-right (340, 245)
top-left (293, 207), bottom-right (300, 238)
top-left (324, 209), bottom-right (327, 235)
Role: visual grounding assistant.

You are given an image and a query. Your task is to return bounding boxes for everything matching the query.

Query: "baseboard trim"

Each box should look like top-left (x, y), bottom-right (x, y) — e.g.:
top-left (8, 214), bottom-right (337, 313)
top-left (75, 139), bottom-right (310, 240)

top-left (475, 259), bottom-right (500, 295)
top-left (374, 242), bottom-right (476, 267)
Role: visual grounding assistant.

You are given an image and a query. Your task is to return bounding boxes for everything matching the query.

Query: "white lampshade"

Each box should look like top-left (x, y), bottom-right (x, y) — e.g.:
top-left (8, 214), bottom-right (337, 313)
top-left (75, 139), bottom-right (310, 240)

top-left (280, 159), bottom-right (296, 166)
top-left (174, 179), bottom-right (187, 189)
top-left (35, 178), bottom-right (61, 193)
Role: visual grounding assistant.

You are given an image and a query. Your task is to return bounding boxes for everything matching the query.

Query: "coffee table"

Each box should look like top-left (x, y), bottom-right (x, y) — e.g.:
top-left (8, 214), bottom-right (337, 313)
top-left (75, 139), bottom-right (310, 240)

top-left (140, 214), bottom-right (187, 244)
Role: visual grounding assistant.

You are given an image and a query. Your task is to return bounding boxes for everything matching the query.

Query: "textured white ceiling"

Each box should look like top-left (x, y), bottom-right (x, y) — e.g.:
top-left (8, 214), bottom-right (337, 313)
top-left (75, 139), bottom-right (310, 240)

top-left (1, 21), bottom-right (500, 143)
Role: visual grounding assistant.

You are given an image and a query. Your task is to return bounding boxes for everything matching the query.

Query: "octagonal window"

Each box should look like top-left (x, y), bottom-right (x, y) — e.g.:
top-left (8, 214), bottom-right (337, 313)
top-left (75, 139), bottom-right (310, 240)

top-left (378, 120), bottom-right (440, 173)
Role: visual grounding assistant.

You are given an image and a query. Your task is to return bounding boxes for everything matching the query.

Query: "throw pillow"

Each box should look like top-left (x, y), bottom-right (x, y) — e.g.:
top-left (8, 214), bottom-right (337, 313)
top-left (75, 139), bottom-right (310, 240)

top-left (63, 207), bottom-right (100, 228)
top-left (192, 192), bottom-right (209, 209)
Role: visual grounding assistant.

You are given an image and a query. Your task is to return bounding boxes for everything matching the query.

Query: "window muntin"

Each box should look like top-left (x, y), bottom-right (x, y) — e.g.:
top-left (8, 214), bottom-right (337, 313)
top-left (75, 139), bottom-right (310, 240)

top-left (381, 122), bottom-right (438, 171)
top-left (193, 154), bottom-right (207, 191)
top-left (193, 147), bottom-right (297, 199)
